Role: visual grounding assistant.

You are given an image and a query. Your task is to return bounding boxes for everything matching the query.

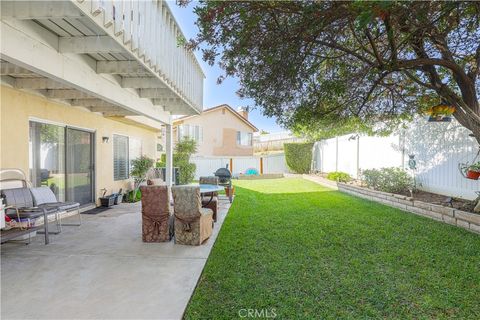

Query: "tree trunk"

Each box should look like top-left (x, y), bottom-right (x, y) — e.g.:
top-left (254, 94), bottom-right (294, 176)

top-left (452, 101), bottom-right (480, 146)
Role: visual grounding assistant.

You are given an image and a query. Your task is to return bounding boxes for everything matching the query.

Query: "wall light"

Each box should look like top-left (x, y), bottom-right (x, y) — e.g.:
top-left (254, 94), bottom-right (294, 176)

top-left (102, 136), bottom-right (110, 143)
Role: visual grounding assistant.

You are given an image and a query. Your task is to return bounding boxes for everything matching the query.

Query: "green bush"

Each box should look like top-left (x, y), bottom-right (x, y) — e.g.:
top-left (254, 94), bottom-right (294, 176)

top-left (327, 171), bottom-right (351, 182)
top-left (284, 142), bottom-right (314, 174)
top-left (156, 154), bottom-right (166, 168)
top-left (362, 167), bottom-right (413, 194)
top-left (155, 140), bottom-right (197, 184)
top-left (131, 155), bottom-right (155, 180)
top-left (174, 138), bottom-right (197, 184)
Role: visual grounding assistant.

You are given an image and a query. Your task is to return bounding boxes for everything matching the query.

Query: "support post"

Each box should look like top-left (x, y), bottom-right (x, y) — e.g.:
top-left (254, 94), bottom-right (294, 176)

top-left (165, 124), bottom-right (173, 186)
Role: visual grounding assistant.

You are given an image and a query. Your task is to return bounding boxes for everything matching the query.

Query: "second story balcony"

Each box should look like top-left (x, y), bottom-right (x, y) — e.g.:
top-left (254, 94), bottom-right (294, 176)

top-left (1, 0), bottom-right (204, 125)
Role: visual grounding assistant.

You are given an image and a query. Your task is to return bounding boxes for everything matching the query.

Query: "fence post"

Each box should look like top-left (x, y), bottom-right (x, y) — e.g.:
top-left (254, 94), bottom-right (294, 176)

top-left (260, 157), bottom-right (264, 174)
top-left (229, 158), bottom-right (233, 173)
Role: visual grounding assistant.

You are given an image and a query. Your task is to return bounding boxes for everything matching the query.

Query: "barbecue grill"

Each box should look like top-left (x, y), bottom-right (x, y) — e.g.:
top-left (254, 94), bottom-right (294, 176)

top-left (214, 165), bottom-right (233, 203)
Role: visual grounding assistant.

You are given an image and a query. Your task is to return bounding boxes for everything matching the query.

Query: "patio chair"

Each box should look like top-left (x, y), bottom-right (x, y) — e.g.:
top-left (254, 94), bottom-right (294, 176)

top-left (172, 185), bottom-right (213, 246)
top-left (0, 168), bottom-right (31, 189)
top-left (1, 187), bottom-right (60, 244)
top-left (30, 187), bottom-right (81, 227)
top-left (199, 176), bottom-right (219, 222)
top-left (139, 185), bottom-right (173, 242)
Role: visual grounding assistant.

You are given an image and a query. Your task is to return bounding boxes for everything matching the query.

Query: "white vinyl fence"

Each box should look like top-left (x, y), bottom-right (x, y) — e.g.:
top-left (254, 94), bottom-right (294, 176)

top-left (313, 118), bottom-right (480, 200)
top-left (192, 153), bottom-right (288, 179)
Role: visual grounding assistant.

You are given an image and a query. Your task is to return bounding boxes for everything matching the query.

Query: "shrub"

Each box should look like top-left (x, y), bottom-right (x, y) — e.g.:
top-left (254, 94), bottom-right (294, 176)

top-left (362, 167), bottom-right (413, 194)
top-left (327, 171), bottom-right (351, 182)
top-left (155, 140), bottom-right (197, 184)
top-left (131, 155), bottom-right (155, 180)
top-left (156, 154), bottom-right (166, 168)
top-left (174, 138), bottom-right (197, 184)
top-left (284, 142), bottom-right (314, 174)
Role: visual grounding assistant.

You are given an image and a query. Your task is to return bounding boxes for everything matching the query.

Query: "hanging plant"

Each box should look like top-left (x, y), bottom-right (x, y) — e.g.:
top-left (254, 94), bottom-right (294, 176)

top-left (465, 162), bottom-right (480, 180)
top-left (459, 150), bottom-right (480, 181)
top-left (425, 104), bottom-right (455, 122)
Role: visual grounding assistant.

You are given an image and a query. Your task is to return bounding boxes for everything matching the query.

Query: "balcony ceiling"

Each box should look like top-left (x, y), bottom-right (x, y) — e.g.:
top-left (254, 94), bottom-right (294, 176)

top-left (0, 0), bottom-right (203, 123)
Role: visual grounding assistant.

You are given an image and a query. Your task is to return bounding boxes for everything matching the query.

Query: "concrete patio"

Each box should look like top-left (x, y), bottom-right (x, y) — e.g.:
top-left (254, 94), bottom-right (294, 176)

top-left (1, 197), bottom-right (231, 319)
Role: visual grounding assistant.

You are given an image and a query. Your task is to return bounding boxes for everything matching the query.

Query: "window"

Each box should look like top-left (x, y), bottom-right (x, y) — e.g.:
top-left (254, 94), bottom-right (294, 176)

top-left (237, 131), bottom-right (253, 146)
top-left (113, 135), bottom-right (129, 180)
top-left (177, 124), bottom-right (203, 143)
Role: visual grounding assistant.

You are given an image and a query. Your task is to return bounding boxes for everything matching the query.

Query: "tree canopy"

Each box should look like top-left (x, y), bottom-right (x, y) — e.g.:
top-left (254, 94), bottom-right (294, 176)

top-left (183, 1), bottom-right (480, 141)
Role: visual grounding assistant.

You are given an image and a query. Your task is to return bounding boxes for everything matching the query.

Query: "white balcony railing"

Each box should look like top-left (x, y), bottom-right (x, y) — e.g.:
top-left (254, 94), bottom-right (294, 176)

top-left (76, 0), bottom-right (204, 112)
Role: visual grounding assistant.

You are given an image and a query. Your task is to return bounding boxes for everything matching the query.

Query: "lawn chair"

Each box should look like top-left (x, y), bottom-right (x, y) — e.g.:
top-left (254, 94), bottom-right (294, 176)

top-left (1, 187), bottom-right (59, 245)
top-left (172, 185), bottom-right (213, 246)
top-left (199, 176), bottom-right (219, 222)
top-left (0, 168), bottom-right (31, 189)
top-left (30, 187), bottom-right (81, 227)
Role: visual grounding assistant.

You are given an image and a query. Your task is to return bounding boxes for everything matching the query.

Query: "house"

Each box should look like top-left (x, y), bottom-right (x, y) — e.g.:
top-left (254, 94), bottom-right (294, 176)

top-left (0, 0), bottom-right (204, 206)
top-left (173, 104), bottom-right (258, 157)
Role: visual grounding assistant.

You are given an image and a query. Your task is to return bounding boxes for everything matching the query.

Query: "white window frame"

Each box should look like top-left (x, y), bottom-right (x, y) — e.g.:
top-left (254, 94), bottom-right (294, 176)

top-left (177, 124), bottom-right (203, 143)
top-left (236, 131), bottom-right (253, 147)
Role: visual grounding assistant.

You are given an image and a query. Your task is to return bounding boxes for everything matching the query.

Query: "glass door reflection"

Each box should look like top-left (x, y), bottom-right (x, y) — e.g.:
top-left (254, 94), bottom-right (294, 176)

top-left (29, 121), bottom-right (66, 201)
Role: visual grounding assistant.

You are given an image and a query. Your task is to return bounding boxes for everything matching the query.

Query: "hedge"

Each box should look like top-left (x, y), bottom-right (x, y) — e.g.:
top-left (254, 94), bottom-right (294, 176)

top-left (284, 142), bottom-right (314, 174)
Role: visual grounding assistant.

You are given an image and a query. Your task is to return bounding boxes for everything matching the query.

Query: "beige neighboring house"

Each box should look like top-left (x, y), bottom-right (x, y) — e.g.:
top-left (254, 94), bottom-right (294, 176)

top-left (173, 104), bottom-right (258, 157)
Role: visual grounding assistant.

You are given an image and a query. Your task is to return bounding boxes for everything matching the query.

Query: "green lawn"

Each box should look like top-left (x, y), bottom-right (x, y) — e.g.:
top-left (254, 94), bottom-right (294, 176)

top-left (185, 178), bottom-right (480, 319)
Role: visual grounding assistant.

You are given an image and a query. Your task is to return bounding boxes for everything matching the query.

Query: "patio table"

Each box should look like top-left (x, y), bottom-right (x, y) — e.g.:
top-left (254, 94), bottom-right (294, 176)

top-left (199, 184), bottom-right (224, 207)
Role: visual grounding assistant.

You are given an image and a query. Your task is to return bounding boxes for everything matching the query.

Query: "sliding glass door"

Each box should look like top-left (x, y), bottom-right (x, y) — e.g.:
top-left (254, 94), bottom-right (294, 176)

top-left (30, 121), bottom-right (94, 205)
top-left (66, 128), bottom-right (94, 205)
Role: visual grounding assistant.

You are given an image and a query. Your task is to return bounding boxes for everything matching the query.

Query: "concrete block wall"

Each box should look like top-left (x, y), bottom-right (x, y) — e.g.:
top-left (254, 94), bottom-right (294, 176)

top-left (337, 183), bottom-right (480, 234)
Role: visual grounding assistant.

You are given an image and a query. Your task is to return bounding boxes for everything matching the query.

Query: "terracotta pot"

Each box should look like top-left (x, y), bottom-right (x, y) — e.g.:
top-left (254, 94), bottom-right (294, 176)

top-left (225, 186), bottom-right (235, 197)
top-left (466, 170), bottom-right (480, 180)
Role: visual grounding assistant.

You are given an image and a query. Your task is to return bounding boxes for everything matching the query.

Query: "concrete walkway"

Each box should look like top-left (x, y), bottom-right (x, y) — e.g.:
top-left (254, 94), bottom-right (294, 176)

top-left (1, 197), bottom-right (232, 320)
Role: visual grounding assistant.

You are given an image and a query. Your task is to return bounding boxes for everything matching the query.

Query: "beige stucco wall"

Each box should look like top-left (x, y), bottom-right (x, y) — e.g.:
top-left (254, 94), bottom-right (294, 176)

top-left (174, 107), bottom-right (255, 156)
top-left (0, 85), bottom-right (158, 205)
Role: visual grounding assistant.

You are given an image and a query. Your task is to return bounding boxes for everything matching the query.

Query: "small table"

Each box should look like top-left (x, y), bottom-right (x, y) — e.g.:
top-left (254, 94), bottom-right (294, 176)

top-left (199, 184), bottom-right (224, 207)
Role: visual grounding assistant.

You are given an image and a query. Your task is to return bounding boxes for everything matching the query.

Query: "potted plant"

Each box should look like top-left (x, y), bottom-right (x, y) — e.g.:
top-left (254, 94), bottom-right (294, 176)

top-left (129, 155), bottom-right (155, 202)
top-left (466, 162), bottom-right (480, 180)
top-left (99, 188), bottom-right (115, 207)
top-left (225, 186), bottom-right (235, 197)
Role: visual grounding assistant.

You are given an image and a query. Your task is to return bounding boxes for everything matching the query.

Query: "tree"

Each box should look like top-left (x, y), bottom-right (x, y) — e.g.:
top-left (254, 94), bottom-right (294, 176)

top-left (183, 1), bottom-right (480, 142)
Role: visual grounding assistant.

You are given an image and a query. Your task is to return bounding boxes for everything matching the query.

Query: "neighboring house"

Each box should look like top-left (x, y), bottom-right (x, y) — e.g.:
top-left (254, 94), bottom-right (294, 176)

top-left (0, 0), bottom-right (204, 206)
top-left (173, 104), bottom-right (258, 157)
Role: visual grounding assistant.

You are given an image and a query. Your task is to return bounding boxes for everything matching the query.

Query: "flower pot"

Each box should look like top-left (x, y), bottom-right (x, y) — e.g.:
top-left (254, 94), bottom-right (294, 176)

top-left (100, 196), bottom-right (115, 207)
top-left (466, 170), bottom-right (480, 180)
top-left (114, 193), bottom-right (123, 205)
top-left (225, 186), bottom-right (235, 197)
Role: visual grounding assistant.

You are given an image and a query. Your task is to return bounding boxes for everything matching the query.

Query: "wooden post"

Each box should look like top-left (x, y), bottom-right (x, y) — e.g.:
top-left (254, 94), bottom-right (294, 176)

top-left (260, 157), bottom-right (264, 174)
top-left (229, 158), bottom-right (233, 173)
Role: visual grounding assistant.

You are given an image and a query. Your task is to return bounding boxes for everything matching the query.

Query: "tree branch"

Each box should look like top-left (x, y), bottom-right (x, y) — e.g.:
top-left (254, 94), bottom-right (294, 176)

top-left (365, 29), bottom-right (384, 67)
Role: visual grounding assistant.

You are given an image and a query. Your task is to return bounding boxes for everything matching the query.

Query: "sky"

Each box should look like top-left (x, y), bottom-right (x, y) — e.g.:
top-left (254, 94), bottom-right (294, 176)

top-left (167, 1), bottom-right (283, 133)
